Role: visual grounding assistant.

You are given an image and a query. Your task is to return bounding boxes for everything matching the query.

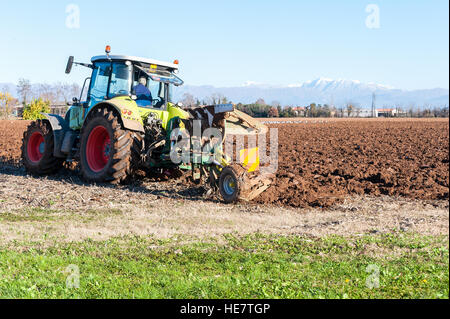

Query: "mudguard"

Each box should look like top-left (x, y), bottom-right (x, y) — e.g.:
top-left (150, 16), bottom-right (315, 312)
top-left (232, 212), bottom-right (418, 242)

top-left (84, 97), bottom-right (145, 133)
top-left (41, 113), bottom-right (70, 158)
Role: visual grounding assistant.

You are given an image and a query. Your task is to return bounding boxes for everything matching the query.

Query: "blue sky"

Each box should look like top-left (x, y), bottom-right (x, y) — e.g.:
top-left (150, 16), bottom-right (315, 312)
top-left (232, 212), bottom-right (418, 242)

top-left (0, 0), bottom-right (448, 90)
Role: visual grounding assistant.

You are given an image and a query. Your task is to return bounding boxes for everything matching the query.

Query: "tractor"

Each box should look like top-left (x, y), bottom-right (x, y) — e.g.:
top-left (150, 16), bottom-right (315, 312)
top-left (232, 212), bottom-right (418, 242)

top-left (21, 46), bottom-right (273, 203)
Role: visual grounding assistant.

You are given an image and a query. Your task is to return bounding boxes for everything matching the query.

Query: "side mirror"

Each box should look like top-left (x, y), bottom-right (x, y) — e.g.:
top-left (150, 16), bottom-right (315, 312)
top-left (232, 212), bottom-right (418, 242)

top-left (65, 56), bottom-right (74, 74)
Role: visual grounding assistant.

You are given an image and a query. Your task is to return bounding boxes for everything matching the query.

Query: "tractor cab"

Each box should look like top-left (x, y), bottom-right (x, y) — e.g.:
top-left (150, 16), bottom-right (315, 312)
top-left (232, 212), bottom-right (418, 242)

top-left (66, 48), bottom-right (184, 130)
top-left (87, 55), bottom-right (183, 110)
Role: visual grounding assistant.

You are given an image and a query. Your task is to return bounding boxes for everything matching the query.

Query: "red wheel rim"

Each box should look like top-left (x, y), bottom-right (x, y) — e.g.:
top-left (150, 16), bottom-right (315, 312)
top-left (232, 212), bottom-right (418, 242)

top-left (27, 132), bottom-right (45, 163)
top-left (86, 126), bottom-right (111, 173)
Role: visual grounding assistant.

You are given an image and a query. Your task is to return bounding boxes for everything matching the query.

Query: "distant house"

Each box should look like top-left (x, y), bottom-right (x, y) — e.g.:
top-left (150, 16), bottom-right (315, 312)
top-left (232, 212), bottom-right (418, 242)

top-left (376, 108), bottom-right (397, 117)
top-left (292, 107), bottom-right (306, 117)
top-left (375, 108), bottom-right (408, 117)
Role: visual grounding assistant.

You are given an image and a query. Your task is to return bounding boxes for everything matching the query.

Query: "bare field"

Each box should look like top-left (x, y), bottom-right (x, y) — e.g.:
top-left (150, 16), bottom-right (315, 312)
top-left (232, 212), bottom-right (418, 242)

top-left (257, 118), bottom-right (449, 207)
top-left (0, 118), bottom-right (448, 246)
top-left (0, 165), bottom-right (448, 247)
top-left (0, 120), bottom-right (30, 165)
top-left (260, 117), bottom-right (450, 122)
top-left (1, 119), bottom-right (448, 207)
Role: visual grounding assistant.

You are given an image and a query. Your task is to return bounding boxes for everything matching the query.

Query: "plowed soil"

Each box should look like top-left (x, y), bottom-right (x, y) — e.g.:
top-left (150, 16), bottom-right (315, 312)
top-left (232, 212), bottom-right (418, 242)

top-left (0, 119), bottom-right (448, 208)
top-left (0, 120), bottom-right (30, 165)
top-left (257, 119), bottom-right (449, 207)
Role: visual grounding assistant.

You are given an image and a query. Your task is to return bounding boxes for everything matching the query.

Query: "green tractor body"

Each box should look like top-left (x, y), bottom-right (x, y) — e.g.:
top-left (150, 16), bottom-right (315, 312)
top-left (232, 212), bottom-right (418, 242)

top-left (21, 49), bottom-right (274, 203)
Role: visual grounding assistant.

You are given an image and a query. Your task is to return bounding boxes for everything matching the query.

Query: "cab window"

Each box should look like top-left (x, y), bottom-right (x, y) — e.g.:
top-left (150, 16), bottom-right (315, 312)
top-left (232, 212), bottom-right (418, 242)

top-left (132, 69), bottom-right (165, 108)
top-left (88, 62), bottom-right (110, 107)
top-left (109, 63), bottom-right (132, 98)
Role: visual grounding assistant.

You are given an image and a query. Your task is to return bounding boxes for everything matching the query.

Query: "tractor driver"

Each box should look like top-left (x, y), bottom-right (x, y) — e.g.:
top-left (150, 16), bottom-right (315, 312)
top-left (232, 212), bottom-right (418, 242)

top-left (134, 76), bottom-right (153, 107)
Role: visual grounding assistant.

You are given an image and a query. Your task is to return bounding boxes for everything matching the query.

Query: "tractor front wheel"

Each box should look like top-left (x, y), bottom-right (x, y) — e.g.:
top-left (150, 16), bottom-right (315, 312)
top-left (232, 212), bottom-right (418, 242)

top-left (21, 120), bottom-right (64, 175)
top-left (80, 108), bottom-right (136, 184)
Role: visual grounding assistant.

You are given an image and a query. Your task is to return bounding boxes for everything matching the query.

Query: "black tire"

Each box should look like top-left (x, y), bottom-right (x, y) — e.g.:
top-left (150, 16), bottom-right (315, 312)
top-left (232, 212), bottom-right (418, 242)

top-left (79, 108), bottom-right (140, 184)
top-left (21, 120), bottom-right (64, 175)
top-left (130, 132), bottom-right (144, 171)
top-left (219, 166), bottom-right (241, 203)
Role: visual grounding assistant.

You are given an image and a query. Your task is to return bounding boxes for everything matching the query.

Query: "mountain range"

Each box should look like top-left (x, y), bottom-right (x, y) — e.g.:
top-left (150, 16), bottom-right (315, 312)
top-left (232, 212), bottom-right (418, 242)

top-left (174, 78), bottom-right (449, 109)
top-left (2, 78), bottom-right (449, 108)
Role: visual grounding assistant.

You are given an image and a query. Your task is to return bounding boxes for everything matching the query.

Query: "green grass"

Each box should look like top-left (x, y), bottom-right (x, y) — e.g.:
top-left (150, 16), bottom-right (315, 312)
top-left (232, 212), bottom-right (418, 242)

top-left (0, 208), bottom-right (59, 222)
top-left (0, 207), bottom-right (123, 223)
top-left (0, 233), bottom-right (448, 299)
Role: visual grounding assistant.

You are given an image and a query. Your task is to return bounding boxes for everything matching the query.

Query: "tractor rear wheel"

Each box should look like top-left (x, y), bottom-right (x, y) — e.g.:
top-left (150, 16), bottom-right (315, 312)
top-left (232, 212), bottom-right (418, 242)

top-left (21, 120), bottom-right (64, 175)
top-left (80, 108), bottom-right (139, 184)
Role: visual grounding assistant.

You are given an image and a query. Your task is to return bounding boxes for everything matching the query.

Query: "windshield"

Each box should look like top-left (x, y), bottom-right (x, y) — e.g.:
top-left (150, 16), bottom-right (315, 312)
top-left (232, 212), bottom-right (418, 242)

top-left (88, 62), bottom-right (132, 107)
top-left (109, 62), bottom-right (132, 98)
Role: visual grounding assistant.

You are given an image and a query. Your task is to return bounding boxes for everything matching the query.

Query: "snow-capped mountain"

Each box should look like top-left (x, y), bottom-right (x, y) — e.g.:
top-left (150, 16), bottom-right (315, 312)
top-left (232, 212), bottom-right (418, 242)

top-left (295, 78), bottom-right (394, 91)
top-left (174, 78), bottom-right (448, 108)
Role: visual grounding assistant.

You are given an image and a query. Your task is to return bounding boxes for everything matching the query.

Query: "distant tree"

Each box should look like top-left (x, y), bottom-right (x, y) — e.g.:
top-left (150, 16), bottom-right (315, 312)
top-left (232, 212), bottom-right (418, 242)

top-left (0, 91), bottom-right (15, 118)
top-left (309, 103), bottom-right (317, 117)
top-left (346, 103), bottom-right (354, 117)
top-left (317, 104), bottom-right (331, 117)
top-left (271, 100), bottom-right (281, 107)
top-left (255, 98), bottom-right (266, 106)
top-left (220, 96), bottom-right (229, 104)
top-left (280, 106), bottom-right (295, 118)
top-left (206, 93), bottom-right (226, 105)
top-left (180, 93), bottom-right (196, 108)
top-left (330, 106), bottom-right (337, 117)
top-left (52, 82), bottom-right (78, 104)
top-left (70, 83), bottom-right (82, 101)
top-left (439, 106), bottom-right (449, 117)
top-left (36, 83), bottom-right (56, 104)
top-left (17, 78), bottom-right (32, 104)
top-left (236, 102), bottom-right (271, 117)
top-left (53, 82), bottom-right (65, 103)
top-left (268, 107), bottom-right (279, 118)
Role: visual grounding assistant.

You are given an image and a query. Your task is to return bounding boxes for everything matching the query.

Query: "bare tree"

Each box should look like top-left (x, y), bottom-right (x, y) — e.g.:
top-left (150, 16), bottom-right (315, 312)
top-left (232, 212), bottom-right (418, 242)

top-left (17, 78), bottom-right (32, 104)
top-left (255, 98), bottom-right (266, 106)
top-left (207, 93), bottom-right (226, 105)
top-left (60, 83), bottom-right (73, 103)
top-left (0, 92), bottom-right (16, 118)
top-left (220, 96), bottom-right (228, 104)
top-left (346, 103), bottom-right (354, 117)
top-left (271, 100), bottom-right (281, 107)
top-left (71, 83), bottom-right (82, 101)
top-left (36, 83), bottom-right (56, 104)
top-left (53, 82), bottom-right (67, 104)
top-left (268, 107), bottom-right (279, 118)
top-left (180, 93), bottom-right (196, 108)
